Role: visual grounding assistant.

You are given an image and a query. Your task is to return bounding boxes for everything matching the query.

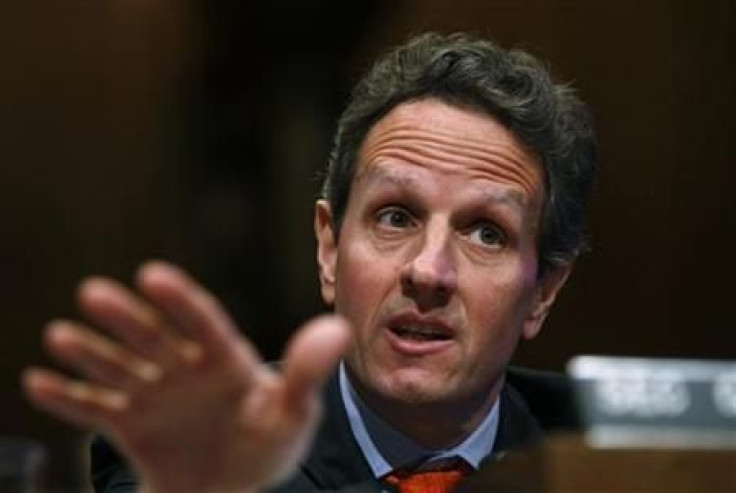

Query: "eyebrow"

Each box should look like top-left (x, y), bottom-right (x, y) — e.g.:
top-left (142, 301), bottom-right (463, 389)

top-left (478, 187), bottom-right (527, 208)
top-left (354, 166), bottom-right (415, 188)
top-left (355, 166), bottom-right (528, 209)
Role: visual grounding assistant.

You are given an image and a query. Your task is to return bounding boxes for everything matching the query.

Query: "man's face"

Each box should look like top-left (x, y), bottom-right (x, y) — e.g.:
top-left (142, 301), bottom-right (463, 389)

top-left (316, 98), bottom-right (570, 412)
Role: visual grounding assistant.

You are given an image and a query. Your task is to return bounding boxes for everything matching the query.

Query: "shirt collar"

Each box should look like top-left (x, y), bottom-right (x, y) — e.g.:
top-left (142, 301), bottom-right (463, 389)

top-left (339, 362), bottom-right (499, 478)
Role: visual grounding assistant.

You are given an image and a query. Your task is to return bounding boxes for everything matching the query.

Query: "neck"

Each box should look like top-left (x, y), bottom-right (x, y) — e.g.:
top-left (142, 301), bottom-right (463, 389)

top-left (347, 369), bottom-right (504, 450)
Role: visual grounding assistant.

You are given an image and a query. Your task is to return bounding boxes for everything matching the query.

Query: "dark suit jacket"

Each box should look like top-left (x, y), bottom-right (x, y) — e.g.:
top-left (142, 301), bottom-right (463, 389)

top-left (90, 367), bottom-right (579, 492)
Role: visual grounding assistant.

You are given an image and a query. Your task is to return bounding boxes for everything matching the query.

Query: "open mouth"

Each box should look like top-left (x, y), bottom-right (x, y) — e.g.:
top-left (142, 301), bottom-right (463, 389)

top-left (389, 325), bottom-right (452, 342)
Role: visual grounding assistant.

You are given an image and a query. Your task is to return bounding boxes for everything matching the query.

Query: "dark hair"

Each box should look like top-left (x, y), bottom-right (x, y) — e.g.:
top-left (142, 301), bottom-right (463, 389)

top-left (321, 32), bottom-right (598, 273)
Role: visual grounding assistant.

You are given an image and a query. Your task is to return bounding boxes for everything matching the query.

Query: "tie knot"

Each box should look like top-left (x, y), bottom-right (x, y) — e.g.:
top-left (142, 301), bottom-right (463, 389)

top-left (384, 457), bottom-right (472, 493)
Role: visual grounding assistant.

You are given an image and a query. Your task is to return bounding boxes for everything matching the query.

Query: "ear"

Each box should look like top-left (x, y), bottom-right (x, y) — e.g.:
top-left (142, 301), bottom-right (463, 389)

top-left (522, 261), bottom-right (574, 340)
top-left (314, 200), bottom-right (338, 305)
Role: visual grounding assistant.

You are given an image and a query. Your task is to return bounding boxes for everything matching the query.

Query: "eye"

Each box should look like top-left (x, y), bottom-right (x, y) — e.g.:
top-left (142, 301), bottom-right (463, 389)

top-left (468, 222), bottom-right (506, 247)
top-left (375, 207), bottom-right (413, 229)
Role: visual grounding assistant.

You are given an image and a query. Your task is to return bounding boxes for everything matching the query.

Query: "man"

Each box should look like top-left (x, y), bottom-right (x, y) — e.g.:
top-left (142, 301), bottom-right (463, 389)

top-left (23, 32), bottom-right (597, 492)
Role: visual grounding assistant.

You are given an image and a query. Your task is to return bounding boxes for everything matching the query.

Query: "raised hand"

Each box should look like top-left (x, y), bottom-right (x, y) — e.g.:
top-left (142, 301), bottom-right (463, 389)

top-left (22, 261), bottom-right (350, 493)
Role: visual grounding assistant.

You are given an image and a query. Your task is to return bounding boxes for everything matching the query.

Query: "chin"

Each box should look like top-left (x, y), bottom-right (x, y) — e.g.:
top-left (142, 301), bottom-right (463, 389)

top-left (375, 367), bottom-right (460, 405)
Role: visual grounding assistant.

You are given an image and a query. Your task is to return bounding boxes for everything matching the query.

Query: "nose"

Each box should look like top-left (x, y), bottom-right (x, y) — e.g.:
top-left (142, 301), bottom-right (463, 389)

top-left (400, 224), bottom-right (458, 308)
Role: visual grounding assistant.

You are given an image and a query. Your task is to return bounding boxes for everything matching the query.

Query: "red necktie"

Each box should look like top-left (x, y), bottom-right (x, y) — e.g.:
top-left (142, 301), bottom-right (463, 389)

top-left (383, 458), bottom-right (473, 493)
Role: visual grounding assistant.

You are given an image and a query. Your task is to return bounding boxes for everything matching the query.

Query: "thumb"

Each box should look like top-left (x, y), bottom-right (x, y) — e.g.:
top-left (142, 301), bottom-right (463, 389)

top-left (281, 315), bottom-right (351, 414)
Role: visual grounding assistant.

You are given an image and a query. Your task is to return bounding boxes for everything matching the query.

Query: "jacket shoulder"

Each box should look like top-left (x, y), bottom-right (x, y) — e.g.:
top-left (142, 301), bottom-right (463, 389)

top-left (505, 366), bottom-right (581, 432)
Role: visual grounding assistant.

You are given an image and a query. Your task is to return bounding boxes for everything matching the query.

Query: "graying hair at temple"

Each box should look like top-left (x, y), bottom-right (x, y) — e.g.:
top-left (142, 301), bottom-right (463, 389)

top-left (321, 32), bottom-right (598, 274)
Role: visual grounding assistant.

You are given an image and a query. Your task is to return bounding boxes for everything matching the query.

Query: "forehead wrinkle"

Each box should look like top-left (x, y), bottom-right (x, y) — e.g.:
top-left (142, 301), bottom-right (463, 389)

top-left (363, 128), bottom-right (541, 197)
top-left (368, 124), bottom-right (532, 160)
top-left (367, 146), bottom-right (537, 197)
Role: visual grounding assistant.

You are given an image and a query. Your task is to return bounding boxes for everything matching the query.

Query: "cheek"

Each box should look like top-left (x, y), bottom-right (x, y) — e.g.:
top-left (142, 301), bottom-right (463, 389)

top-left (334, 242), bottom-right (392, 327)
top-left (463, 268), bottom-right (535, 347)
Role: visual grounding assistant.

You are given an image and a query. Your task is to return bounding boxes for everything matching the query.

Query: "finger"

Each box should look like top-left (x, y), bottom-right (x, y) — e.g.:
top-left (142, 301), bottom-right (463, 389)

top-left (78, 277), bottom-right (187, 367)
top-left (135, 260), bottom-right (259, 365)
top-left (281, 315), bottom-right (351, 415)
top-left (22, 368), bottom-right (128, 429)
top-left (44, 320), bottom-right (162, 390)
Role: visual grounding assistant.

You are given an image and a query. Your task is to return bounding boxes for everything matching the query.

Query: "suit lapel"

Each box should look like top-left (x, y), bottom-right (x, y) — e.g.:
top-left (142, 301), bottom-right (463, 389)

top-left (492, 380), bottom-right (545, 454)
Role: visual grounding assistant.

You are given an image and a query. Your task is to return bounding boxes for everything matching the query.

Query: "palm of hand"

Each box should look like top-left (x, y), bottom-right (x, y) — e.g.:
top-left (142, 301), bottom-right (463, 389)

top-left (23, 262), bottom-right (349, 493)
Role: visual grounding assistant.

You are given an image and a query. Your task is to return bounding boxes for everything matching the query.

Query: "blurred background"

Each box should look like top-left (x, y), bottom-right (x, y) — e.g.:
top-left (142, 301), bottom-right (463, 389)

top-left (1, 0), bottom-right (734, 489)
